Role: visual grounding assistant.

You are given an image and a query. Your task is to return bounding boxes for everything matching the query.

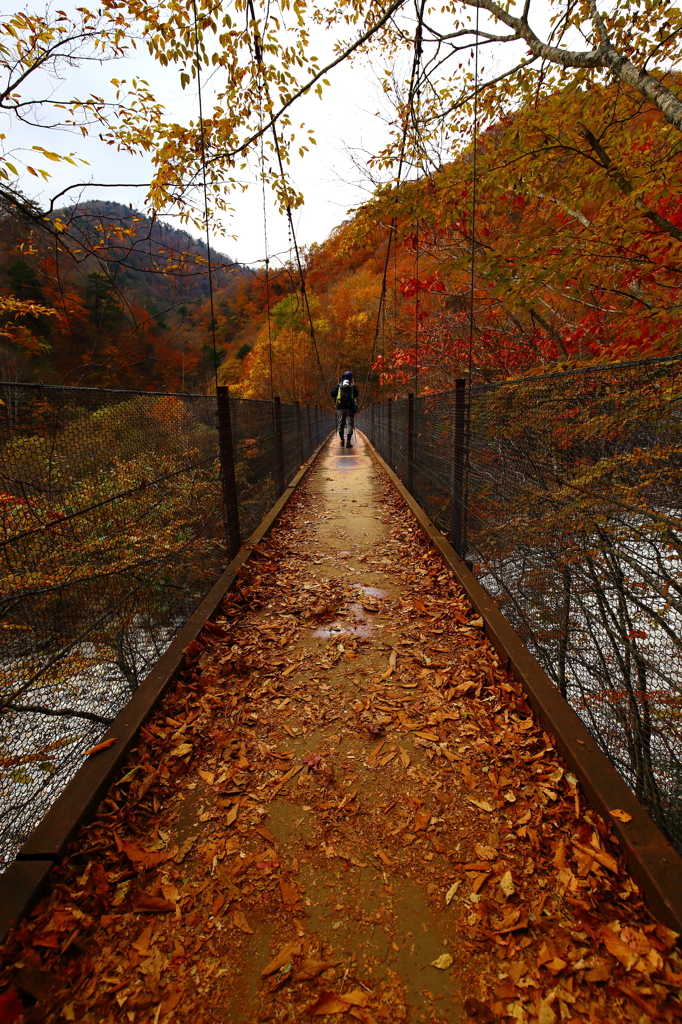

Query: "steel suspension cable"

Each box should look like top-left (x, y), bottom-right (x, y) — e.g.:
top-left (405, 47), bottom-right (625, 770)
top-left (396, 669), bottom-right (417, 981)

top-left (467, 5), bottom-right (480, 385)
top-left (247, 0), bottom-right (326, 396)
top-left (258, 70), bottom-right (275, 399)
top-left (192, 0), bottom-right (219, 392)
top-left (364, 0), bottom-right (426, 404)
top-left (462, 4), bottom-right (481, 559)
top-left (413, 0), bottom-right (426, 399)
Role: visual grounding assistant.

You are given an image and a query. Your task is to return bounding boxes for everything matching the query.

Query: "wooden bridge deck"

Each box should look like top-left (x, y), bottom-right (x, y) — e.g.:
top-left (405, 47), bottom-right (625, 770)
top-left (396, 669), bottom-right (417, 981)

top-left (1, 435), bottom-right (681, 1023)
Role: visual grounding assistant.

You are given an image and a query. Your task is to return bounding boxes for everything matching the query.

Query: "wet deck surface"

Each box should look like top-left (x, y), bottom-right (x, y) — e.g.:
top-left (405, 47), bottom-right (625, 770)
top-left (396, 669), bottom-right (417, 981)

top-left (1, 434), bottom-right (681, 1023)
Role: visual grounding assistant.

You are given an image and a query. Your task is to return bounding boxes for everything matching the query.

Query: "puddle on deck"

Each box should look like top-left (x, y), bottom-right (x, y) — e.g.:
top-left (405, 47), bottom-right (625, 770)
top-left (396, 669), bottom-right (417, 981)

top-left (311, 585), bottom-right (389, 639)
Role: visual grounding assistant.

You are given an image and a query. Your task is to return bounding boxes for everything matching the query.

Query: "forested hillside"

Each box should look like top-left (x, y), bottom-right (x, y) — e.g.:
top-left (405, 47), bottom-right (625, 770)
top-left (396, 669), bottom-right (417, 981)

top-left (4, 70), bottom-right (682, 399)
top-left (0, 200), bottom-right (250, 390)
top-left (226, 76), bottom-right (682, 402)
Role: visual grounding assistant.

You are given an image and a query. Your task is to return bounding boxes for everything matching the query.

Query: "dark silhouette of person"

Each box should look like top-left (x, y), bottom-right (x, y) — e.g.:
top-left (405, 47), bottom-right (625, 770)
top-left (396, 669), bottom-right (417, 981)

top-left (331, 370), bottom-right (359, 448)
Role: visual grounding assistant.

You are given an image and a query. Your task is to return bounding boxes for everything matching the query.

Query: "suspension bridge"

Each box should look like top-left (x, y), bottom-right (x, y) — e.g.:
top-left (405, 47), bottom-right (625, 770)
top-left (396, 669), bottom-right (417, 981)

top-left (0, 361), bottom-right (681, 1023)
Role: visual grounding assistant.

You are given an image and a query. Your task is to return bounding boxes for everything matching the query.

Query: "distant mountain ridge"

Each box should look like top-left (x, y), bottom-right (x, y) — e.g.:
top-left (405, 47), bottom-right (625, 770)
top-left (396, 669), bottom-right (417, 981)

top-left (52, 200), bottom-right (250, 315)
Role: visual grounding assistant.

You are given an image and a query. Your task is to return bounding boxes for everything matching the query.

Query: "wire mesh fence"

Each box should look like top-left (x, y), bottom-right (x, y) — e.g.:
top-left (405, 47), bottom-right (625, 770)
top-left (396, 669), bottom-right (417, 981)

top-left (0, 383), bottom-right (334, 865)
top-left (359, 356), bottom-right (682, 851)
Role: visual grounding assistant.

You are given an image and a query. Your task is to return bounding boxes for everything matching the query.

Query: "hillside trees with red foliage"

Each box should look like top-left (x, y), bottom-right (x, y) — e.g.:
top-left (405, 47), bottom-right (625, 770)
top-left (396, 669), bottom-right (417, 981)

top-left (0, 200), bottom-right (248, 390)
top-left (230, 77), bottom-right (682, 401)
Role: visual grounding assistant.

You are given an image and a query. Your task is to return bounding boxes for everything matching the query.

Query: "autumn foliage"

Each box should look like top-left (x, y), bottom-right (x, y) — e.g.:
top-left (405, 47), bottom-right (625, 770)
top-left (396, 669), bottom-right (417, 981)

top-left (226, 77), bottom-right (682, 401)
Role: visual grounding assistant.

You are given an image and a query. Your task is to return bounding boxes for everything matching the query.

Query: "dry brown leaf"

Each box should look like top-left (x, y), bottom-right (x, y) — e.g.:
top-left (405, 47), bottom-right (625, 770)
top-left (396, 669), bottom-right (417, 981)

top-left (173, 835), bottom-right (196, 863)
top-left (499, 870), bottom-right (515, 897)
top-left (159, 986), bottom-right (183, 1015)
top-left (342, 990), bottom-right (370, 1007)
top-left (82, 737), bottom-right (118, 758)
top-left (473, 843), bottom-right (496, 861)
top-left (132, 894), bottom-right (175, 913)
top-left (494, 907), bottom-right (529, 934)
top-left (413, 808), bottom-right (431, 831)
top-left (131, 925), bottom-right (153, 955)
top-left (573, 840), bottom-right (618, 874)
top-left (232, 910), bottom-right (253, 934)
top-left (224, 803), bottom-right (239, 826)
top-left (122, 841), bottom-right (167, 870)
top-left (610, 809), bottom-right (633, 823)
top-left (198, 769), bottom-right (215, 786)
top-left (170, 742), bottom-right (193, 758)
top-left (262, 941), bottom-right (300, 977)
top-left (467, 797), bottom-right (494, 813)
top-left (280, 877), bottom-right (301, 911)
top-left (293, 959), bottom-right (338, 981)
top-left (599, 925), bottom-right (638, 970)
top-left (585, 963), bottom-right (612, 982)
top-left (472, 872), bottom-right (491, 894)
top-left (445, 881), bottom-right (460, 905)
top-left (309, 991), bottom-right (352, 1015)
top-left (552, 840), bottom-right (568, 870)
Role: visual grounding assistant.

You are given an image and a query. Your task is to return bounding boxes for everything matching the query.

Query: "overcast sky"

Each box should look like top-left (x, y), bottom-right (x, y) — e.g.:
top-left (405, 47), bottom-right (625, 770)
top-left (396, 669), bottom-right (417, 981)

top-left (6, 1), bottom-right (560, 269)
top-left (7, 18), bottom-right (404, 269)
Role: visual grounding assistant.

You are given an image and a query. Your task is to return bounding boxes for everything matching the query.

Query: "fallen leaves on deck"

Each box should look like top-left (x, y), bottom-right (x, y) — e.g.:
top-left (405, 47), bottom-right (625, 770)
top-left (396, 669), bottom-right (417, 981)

top-left (0, 446), bottom-right (680, 1024)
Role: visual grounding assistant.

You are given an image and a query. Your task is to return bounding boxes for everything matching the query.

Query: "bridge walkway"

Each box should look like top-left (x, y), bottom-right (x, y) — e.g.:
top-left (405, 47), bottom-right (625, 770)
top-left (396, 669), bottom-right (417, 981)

top-left (1, 435), bottom-right (681, 1023)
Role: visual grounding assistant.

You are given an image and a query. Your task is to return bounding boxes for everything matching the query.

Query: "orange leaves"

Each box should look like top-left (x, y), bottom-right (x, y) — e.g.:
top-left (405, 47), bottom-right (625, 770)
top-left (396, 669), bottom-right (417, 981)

top-left (610, 808), bottom-right (633, 823)
top-left (262, 941), bottom-right (300, 977)
top-left (117, 837), bottom-right (168, 870)
top-left (279, 877), bottom-right (302, 913)
top-left (231, 909), bottom-right (253, 934)
top-left (572, 839), bottom-right (619, 874)
top-left (82, 737), bottom-right (118, 757)
top-left (132, 893), bottom-right (175, 913)
top-left (309, 989), bottom-right (371, 1016)
top-left (599, 926), bottom-right (641, 971)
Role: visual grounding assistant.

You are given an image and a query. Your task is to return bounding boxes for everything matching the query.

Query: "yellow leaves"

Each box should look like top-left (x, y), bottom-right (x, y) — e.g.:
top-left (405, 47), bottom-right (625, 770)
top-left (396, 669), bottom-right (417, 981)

top-left (445, 880), bottom-right (460, 905)
top-left (170, 742), bottom-right (193, 757)
top-left (599, 925), bottom-right (640, 971)
top-left (466, 797), bottom-right (495, 812)
top-left (499, 870), bottom-right (515, 897)
top-left (572, 839), bottom-right (619, 874)
top-left (610, 808), bottom-right (633, 822)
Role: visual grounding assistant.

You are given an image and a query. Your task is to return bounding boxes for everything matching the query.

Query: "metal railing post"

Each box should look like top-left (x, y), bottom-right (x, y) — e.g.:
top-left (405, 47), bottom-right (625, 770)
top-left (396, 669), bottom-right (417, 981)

top-left (388, 399), bottom-right (394, 469)
top-left (406, 392), bottom-right (414, 492)
top-left (450, 379), bottom-right (467, 558)
top-left (273, 396), bottom-right (285, 496)
top-left (216, 385), bottom-right (241, 560)
top-left (295, 401), bottom-right (304, 465)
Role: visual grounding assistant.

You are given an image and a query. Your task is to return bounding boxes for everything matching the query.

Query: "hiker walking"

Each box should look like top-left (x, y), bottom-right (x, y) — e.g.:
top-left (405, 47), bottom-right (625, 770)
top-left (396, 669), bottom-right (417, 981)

top-left (331, 370), bottom-right (359, 448)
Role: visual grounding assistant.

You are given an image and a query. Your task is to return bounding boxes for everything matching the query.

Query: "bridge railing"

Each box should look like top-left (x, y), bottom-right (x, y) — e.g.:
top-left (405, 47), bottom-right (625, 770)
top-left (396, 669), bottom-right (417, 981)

top-left (358, 355), bottom-right (682, 852)
top-left (0, 383), bottom-right (334, 866)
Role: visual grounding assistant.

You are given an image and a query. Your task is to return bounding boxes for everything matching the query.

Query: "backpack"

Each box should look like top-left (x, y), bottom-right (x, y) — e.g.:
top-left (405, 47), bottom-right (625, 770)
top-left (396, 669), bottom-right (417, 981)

top-left (336, 380), bottom-right (357, 411)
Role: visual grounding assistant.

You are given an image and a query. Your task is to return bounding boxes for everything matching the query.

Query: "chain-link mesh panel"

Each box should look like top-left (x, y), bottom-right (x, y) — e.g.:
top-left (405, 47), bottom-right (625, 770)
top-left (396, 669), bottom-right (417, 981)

top-left (358, 356), bottom-right (682, 851)
top-left (0, 383), bottom-right (334, 864)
